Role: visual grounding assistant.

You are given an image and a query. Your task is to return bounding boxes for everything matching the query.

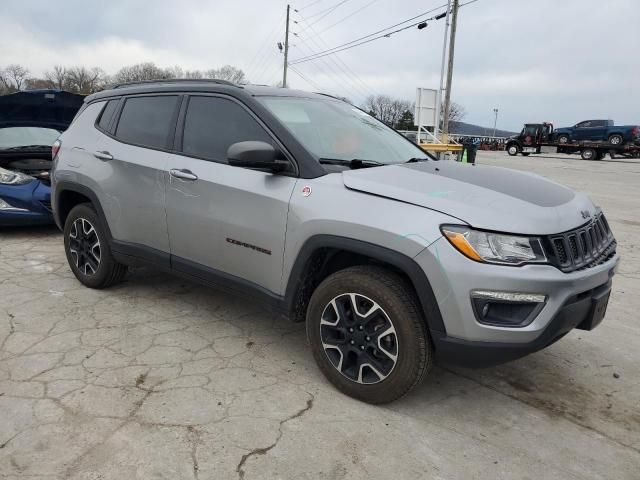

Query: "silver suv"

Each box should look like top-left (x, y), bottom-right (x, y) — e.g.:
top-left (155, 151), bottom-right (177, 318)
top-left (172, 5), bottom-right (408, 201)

top-left (52, 80), bottom-right (619, 403)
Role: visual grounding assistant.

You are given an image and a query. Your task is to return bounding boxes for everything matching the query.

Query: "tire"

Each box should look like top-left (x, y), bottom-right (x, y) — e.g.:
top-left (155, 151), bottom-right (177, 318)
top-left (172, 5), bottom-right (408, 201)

top-left (608, 134), bottom-right (624, 146)
top-left (581, 148), bottom-right (597, 161)
top-left (63, 203), bottom-right (127, 289)
top-left (557, 135), bottom-right (570, 145)
top-left (306, 265), bottom-right (432, 404)
top-left (507, 144), bottom-right (519, 156)
top-left (521, 152), bottom-right (531, 157)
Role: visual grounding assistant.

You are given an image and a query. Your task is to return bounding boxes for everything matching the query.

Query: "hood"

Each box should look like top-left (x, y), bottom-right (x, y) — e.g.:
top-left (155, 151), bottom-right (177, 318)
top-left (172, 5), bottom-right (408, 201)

top-left (0, 90), bottom-right (85, 130)
top-left (342, 161), bottom-right (597, 235)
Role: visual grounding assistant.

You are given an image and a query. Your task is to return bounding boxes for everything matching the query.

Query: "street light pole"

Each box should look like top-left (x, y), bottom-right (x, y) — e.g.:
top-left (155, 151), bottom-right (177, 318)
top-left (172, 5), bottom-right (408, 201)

top-left (441, 0), bottom-right (459, 141)
top-left (434, 0), bottom-right (452, 141)
top-left (493, 108), bottom-right (499, 137)
top-left (282, 4), bottom-right (290, 88)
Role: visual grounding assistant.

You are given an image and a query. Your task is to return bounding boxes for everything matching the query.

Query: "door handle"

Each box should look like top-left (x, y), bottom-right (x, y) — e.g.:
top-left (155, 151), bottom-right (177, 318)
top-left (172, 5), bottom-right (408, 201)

top-left (170, 169), bottom-right (198, 181)
top-left (93, 150), bottom-right (113, 161)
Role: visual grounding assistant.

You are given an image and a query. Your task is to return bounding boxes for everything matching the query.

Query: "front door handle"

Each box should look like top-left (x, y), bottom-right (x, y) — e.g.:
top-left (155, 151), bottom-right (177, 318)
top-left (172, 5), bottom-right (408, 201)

top-left (170, 169), bottom-right (198, 181)
top-left (93, 150), bottom-right (113, 161)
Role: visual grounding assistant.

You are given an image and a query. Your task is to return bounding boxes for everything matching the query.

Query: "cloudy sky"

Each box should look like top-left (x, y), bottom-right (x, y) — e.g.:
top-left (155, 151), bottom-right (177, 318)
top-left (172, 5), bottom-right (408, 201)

top-left (1, 0), bottom-right (638, 130)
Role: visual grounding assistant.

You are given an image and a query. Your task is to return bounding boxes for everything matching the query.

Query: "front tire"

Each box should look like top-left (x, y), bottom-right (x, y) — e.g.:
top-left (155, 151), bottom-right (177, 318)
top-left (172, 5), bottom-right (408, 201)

top-left (507, 144), bottom-right (519, 156)
top-left (306, 266), bottom-right (432, 404)
top-left (63, 203), bottom-right (127, 289)
top-left (581, 148), bottom-right (598, 160)
top-left (557, 134), bottom-right (570, 144)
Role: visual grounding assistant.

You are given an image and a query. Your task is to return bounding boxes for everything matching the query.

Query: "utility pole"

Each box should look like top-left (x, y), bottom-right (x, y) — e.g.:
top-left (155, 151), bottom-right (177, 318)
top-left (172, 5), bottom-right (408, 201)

top-left (282, 4), bottom-right (290, 88)
top-left (434, 0), bottom-right (452, 141)
top-left (493, 108), bottom-right (499, 137)
top-left (441, 0), bottom-right (459, 140)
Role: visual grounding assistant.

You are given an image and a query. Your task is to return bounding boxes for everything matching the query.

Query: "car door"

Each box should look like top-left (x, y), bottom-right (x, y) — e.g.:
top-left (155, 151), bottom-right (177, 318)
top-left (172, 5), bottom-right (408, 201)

top-left (573, 121), bottom-right (592, 141)
top-left (96, 94), bottom-right (180, 263)
top-left (164, 95), bottom-right (297, 294)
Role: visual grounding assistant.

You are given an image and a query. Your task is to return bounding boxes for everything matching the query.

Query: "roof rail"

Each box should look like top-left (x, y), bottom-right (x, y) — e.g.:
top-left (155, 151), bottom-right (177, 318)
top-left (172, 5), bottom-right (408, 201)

top-left (113, 78), bottom-right (238, 89)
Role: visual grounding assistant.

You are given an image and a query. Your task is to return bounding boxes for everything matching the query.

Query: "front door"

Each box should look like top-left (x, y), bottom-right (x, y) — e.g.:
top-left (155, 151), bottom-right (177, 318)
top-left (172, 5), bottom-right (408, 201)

top-left (165, 95), bottom-right (297, 294)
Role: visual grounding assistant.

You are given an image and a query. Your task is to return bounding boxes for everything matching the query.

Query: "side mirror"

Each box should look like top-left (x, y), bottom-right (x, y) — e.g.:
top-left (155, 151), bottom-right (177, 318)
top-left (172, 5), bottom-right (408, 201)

top-left (227, 141), bottom-right (288, 173)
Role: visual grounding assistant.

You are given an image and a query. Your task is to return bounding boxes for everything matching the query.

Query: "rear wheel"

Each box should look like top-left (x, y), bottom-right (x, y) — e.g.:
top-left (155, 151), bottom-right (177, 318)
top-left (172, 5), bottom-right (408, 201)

top-left (63, 203), bottom-right (127, 289)
top-left (608, 134), bottom-right (624, 146)
top-left (581, 148), bottom-right (598, 160)
top-left (306, 266), bottom-right (431, 404)
top-left (521, 152), bottom-right (531, 157)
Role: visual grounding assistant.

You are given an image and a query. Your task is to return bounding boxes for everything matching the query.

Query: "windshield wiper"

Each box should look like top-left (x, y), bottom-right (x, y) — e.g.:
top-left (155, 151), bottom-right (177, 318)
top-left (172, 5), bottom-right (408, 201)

top-left (2, 145), bottom-right (51, 151)
top-left (319, 158), bottom-right (385, 169)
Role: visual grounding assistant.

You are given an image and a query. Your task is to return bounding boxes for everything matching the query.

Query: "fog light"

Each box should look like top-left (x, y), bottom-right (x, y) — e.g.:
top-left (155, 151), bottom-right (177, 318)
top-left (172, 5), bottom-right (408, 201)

top-left (0, 198), bottom-right (28, 211)
top-left (471, 290), bottom-right (546, 328)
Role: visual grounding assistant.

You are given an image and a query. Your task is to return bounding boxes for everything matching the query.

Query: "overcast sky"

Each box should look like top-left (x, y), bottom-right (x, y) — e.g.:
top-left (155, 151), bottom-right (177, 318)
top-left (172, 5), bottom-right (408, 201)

top-left (1, 0), bottom-right (638, 130)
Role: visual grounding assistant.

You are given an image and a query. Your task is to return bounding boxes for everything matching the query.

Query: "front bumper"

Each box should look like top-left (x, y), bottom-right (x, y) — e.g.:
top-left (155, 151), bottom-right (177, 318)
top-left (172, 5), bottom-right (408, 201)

top-left (0, 180), bottom-right (53, 226)
top-left (415, 236), bottom-right (619, 367)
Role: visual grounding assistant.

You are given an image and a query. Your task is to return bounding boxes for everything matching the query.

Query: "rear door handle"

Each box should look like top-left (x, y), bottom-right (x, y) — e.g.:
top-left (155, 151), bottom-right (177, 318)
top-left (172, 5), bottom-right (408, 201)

top-left (93, 150), bottom-right (113, 161)
top-left (170, 169), bottom-right (198, 181)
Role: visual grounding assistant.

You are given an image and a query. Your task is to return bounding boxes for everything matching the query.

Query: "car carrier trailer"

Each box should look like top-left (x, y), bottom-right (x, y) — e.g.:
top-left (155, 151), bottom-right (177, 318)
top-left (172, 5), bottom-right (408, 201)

top-left (505, 122), bottom-right (640, 160)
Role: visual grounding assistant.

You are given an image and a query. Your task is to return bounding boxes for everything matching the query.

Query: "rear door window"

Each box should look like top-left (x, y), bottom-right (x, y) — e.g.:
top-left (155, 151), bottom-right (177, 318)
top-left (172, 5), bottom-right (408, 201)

top-left (181, 96), bottom-right (273, 163)
top-left (115, 96), bottom-right (178, 149)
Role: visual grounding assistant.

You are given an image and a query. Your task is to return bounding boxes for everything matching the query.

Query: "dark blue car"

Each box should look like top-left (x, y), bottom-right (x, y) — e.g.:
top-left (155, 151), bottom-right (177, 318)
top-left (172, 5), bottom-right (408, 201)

top-left (0, 90), bottom-right (84, 226)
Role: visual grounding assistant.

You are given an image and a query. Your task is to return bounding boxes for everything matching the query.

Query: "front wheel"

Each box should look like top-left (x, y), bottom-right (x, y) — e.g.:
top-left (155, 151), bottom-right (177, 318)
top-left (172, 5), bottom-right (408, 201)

top-left (507, 144), bottom-right (519, 156)
top-left (557, 134), bottom-right (570, 144)
top-left (306, 266), bottom-right (432, 404)
top-left (64, 203), bottom-right (127, 289)
top-left (581, 148), bottom-right (598, 160)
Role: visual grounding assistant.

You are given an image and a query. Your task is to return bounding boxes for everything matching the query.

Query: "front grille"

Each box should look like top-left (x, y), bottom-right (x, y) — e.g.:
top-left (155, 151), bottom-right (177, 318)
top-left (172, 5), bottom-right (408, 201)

top-left (544, 212), bottom-right (616, 272)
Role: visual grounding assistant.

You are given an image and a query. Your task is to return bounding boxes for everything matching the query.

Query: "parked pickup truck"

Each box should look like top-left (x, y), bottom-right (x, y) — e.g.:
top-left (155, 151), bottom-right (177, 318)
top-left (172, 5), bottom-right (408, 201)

top-left (554, 120), bottom-right (640, 146)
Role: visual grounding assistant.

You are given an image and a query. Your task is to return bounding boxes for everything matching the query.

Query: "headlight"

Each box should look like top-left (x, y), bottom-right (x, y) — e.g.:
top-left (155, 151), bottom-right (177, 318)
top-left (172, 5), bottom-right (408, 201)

top-left (0, 167), bottom-right (33, 185)
top-left (441, 225), bottom-right (547, 265)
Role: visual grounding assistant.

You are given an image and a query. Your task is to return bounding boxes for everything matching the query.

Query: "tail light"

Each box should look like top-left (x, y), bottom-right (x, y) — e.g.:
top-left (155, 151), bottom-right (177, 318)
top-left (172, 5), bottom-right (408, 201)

top-left (52, 139), bottom-right (61, 160)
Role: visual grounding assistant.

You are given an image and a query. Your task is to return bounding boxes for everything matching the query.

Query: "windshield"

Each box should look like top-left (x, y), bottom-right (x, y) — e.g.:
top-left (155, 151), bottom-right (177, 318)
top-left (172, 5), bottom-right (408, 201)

top-left (259, 97), bottom-right (430, 165)
top-left (0, 127), bottom-right (61, 150)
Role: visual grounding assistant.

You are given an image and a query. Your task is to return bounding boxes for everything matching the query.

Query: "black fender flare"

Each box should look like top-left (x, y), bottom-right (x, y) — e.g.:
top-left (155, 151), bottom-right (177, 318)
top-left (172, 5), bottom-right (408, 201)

top-left (283, 234), bottom-right (447, 334)
top-left (53, 180), bottom-right (112, 239)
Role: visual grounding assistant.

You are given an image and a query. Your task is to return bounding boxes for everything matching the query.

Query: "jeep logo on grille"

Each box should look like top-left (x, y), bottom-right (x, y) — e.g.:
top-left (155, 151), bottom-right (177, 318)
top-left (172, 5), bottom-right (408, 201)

top-left (581, 210), bottom-right (591, 220)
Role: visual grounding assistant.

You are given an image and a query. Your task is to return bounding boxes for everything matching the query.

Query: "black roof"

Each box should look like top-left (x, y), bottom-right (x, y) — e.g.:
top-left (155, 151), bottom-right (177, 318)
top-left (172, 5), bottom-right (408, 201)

top-left (86, 79), bottom-right (335, 103)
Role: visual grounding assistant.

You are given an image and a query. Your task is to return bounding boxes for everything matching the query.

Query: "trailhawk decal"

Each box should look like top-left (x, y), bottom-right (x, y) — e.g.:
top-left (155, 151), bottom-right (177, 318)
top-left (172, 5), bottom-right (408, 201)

top-left (226, 237), bottom-right (272, 256)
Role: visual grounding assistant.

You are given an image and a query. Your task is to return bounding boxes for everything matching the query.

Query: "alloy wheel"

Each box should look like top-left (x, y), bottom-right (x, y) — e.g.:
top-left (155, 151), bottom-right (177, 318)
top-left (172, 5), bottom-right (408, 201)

top-left (69, 218), bottom-right (101, 276)
top-left (320, 293), bottom-right (398, 384)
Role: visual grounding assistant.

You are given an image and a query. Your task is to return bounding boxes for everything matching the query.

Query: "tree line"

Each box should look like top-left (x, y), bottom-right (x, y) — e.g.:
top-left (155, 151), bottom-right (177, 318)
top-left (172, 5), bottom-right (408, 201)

top-left (0, 62), bottom-right (465, 130)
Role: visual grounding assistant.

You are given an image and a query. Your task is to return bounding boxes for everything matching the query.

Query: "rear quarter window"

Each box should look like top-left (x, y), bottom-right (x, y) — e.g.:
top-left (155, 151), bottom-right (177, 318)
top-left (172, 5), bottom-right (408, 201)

top-left (114, 95), bottom-right (179, 149)
top-left (96, 99), bottom-right (119, 132)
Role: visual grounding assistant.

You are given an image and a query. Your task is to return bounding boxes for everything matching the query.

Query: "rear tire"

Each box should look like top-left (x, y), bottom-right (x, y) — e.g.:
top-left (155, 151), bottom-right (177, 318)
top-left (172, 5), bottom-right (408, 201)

top-left (521, 152), bottom-right (531, 157)
top-left (306, 265), bottom-right (432, 404)
top-left (63, 203), bottom-right (127, 289)
top-left (608, 134), bottom-right (623, 146)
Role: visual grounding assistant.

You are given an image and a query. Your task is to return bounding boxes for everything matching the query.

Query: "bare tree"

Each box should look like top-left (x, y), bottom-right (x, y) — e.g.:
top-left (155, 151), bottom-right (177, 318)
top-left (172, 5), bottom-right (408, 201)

top-left (66, 66), bottom-right (106, 94)
top-left (205, 65), bottom-right (247, 84)
top-left (25, 77), bottom-right (52, 90)
top-left (448, 102), bottom-right (467, 125)
top-left (44, 65), bottom-right (69, 90)
top-left (363, 95), bottom-right (412, 128)
top-left (111, 62), bottom-right (175, 85)
top-left (1, 64), bottom-right (30, 91)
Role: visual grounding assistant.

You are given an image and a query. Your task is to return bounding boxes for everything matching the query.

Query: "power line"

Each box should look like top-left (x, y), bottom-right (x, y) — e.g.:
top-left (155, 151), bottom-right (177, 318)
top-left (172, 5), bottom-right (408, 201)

top-left (246, 13), bottom-right (287, 82)
top-left (297, 0), bottom-right (324, 10)
top-left (291, 14), bottom-right (443, 64)
top-left (304, 0), bottom-right (380, 40)
top-left (303, 0), bottom-right (350, 20)
top-left (293, 11), bottom-right (376, 101)
top-left (289, 0), bottom-right (480, 65)
top-left (288, 65), bottom-right (323, 90)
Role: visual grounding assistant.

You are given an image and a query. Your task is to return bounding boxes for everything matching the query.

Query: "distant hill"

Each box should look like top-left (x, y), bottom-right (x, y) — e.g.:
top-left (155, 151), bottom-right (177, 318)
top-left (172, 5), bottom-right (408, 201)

top-left (450, 121), bottom-right (517, 138)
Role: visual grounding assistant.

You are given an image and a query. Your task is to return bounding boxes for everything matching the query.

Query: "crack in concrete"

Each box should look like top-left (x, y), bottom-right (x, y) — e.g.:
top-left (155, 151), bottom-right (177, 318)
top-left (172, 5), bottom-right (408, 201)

top-left (235, 394), bottom-right (314, 480)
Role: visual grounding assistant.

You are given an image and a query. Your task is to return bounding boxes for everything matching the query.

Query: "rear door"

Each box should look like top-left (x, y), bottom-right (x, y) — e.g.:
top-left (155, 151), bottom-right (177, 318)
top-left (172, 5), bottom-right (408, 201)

top-left (97, 94), bottom-right (180, 263)
top-left (164, 94), bottom-right (297, 294)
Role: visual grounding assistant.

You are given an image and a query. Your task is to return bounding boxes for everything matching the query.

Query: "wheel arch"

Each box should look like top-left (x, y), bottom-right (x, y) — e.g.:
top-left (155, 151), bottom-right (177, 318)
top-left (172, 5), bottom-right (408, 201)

top-left (54, 181), bottom-right (111, 239)
top-left (283, 235), bottom-right (447, 335)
